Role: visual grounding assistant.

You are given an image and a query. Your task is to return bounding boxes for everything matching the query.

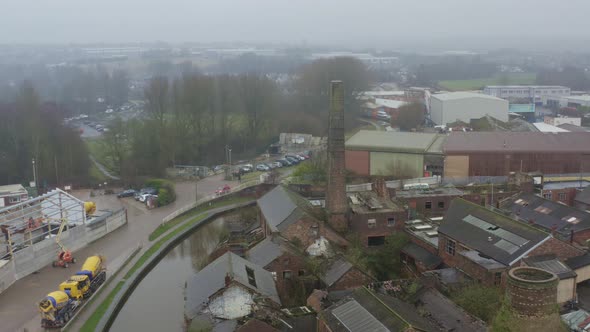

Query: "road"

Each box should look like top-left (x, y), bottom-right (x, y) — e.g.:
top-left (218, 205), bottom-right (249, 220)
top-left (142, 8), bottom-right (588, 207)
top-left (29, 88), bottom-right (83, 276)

top-left (89, 155), bottom-right (120, 180)
top-left (0, 174), bottom-right (237, 332)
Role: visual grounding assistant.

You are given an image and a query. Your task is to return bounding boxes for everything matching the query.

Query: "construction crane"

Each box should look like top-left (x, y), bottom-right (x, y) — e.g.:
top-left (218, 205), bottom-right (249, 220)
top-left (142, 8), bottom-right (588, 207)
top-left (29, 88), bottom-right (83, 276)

top-left (52, 216), bottom-right (76, 268)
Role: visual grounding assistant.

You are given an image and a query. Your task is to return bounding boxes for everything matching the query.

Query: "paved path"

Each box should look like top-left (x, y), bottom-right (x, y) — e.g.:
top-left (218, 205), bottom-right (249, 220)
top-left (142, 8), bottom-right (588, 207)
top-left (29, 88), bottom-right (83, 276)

top-left (89, 155), bottom-right (120, 180)
top-left (0, 174), bottom-right (237, 332)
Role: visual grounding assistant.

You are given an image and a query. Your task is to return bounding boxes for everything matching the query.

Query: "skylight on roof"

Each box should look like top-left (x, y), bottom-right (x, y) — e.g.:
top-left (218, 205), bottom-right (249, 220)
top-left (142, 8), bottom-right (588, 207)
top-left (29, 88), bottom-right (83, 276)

top-left (534, 206), bottom-right (552, 214)
top-left (564, 216), bottom-right (580, 224)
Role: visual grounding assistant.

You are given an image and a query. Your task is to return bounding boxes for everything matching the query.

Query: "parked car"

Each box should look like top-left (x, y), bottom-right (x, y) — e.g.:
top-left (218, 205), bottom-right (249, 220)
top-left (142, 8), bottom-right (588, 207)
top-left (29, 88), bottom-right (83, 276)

top-left (116, 189), bottom-right (136, 198)
top-left (215, 185), bottom-right (231, 196)
top-left (256, 164), bottom-right (270, 171)
top-left (240, 165), bottom-right (253, 173)
top-left (272, 161), bottom-right (283, 168)
top-left (277, 159), bottom-right (291, 166)
top-left (135, 187), bottom-right (157, 200)
top-left (295, 154), bottom-right (306, 161)
top-left (285, 156), bottom-right (300, 164)
top-left (139, 193), bottom-right (157, 203)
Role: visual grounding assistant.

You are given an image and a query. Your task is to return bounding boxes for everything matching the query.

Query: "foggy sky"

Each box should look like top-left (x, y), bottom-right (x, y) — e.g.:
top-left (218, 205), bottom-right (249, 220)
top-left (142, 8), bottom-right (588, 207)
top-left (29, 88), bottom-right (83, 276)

top-left (4, 0), bottom-right (590, 50)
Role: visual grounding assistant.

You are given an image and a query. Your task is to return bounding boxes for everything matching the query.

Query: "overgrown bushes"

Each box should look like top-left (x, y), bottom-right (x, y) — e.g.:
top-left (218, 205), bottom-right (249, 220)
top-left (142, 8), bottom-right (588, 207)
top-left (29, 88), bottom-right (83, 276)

top-left (145, 178), bottom-right (176, 206)
top-left (451, 284), bottom-right (503, 323)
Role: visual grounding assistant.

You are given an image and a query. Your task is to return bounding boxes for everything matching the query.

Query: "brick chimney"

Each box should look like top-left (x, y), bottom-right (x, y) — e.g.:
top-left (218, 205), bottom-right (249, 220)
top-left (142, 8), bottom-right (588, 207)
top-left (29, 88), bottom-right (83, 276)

top-left (326, 80), bottom-right (348, 232)
top-left (373, 177), bottom-right (390, 200)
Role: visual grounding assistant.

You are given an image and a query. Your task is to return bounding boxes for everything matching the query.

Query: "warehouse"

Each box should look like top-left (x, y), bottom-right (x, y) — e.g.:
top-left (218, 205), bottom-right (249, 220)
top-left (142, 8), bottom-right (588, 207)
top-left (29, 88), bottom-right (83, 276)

top-left (443, 132), bottom-right (590, 178)
top-left (345, 130), bottom-right (445, 178)
top-left (430, 92), bottom-right (509, 125)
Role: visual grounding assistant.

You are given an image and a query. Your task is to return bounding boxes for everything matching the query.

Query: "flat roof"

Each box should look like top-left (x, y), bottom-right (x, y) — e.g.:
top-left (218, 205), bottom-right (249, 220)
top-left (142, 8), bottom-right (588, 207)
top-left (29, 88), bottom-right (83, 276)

top-left (346, 130), bottom-right (444, 154)
top-left (396, 187), bottom-right (464, 198)
top-left (485, 85), bottom-right (569, 89)
top-left (431, 92), bottom-right (505, 102)
top-left (533, 122), bottom-right (570, 133)
top-left (565, 95), bottom-right (590, 102)
top-left (362, 91), bottom-right (406, 97)
top-left (443, 132), bottom-right (590, 153)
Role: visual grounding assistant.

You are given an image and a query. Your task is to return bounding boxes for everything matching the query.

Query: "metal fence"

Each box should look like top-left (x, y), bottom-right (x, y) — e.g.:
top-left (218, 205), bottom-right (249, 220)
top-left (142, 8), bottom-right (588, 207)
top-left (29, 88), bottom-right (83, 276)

top-left (162, 179), bottom-right (261, 223)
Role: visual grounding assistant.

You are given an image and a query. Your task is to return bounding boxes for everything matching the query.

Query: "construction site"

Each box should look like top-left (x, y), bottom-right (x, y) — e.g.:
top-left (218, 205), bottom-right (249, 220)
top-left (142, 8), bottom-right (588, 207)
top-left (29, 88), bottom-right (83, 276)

top-left (0, 189), bottom-right (126, 294)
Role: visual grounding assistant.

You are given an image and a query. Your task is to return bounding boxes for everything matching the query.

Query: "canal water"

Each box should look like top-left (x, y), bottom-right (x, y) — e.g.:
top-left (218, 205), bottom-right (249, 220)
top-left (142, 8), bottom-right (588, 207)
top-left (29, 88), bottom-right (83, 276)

top-left (110, 216), bottom-right (229, 332)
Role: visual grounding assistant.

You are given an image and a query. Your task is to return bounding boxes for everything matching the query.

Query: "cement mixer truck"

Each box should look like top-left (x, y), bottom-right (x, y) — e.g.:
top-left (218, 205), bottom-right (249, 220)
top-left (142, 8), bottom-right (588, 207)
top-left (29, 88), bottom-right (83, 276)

top-left (59, 255), bottom-right (106, 300)
top-left (38, 290), bottom-right (80, 328)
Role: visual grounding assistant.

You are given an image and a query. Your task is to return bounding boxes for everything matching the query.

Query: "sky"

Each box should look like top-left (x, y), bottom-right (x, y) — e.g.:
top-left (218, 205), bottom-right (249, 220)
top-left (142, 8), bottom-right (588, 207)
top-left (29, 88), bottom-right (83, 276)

top-left (3, 0), bottom-right (590, 50)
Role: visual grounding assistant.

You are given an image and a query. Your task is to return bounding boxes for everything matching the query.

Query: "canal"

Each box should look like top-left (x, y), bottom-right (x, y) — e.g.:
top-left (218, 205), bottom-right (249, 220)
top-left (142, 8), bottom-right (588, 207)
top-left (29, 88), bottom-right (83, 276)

top-left (110, 215), bottom-right (229, 332)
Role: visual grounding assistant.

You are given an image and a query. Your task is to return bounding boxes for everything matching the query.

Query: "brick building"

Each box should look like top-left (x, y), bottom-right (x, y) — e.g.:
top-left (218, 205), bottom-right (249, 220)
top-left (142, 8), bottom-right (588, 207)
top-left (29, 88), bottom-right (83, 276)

top-left (500, 192), bottom-right (590, 245)
top-left (348, 190), bottom-right (406, 247)
top-left (395, 186), bottom-right (465, 217)
top-left (320, 257), bottom-right (374, 291)
top-left (438, 199), bottom-right (583, 287)
top-left (443, 132), bottom-right (590, 178)
top-left (575, 186), bottom-right (590, 211)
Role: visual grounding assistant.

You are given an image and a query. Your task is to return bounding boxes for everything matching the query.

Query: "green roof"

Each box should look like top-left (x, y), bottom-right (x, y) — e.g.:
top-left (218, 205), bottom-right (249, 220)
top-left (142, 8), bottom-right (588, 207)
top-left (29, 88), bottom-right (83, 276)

top-left (345, 130), bottom-right (444, 154)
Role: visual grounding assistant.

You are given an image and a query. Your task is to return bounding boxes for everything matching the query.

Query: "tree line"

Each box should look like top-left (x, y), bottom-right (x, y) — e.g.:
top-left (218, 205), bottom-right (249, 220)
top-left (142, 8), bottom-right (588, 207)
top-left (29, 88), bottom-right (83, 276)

top-left (102, 57), bottom-right (371, 181)
top-left (0, 82), bottom-right (90, 187)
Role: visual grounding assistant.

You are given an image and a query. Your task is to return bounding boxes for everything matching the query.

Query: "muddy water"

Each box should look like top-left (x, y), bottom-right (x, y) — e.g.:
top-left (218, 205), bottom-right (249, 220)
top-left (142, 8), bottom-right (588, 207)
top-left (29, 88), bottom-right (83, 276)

top-left (110, 216), bottom-right (228, 332)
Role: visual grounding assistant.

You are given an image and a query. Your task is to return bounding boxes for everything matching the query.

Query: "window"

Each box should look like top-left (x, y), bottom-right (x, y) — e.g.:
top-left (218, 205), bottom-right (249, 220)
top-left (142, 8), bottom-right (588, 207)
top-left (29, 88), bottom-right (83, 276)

top-left (283, 270), bottom-right (292, 280)
top-left (298, 270), bottom-right (305, 277)
top-left (559, 193), bottom-right (567, 201)
top-left (271, 271), bottom-right (277, 281)
top-left (438, 201), bottom-right (445, 209)
top-left (387, 217), bottom-right (395, 227)
top-left (425, 201), bottom-right (432, 209)
top-left (245, 266), bottom-right (257, 287)
top-left (8, 196), bottom-right (20, 204)
top-left (543, 192), bottom-right (552, 200)
top-left (494, 272), bottom-right (502, 285)
top-left (368, 236), bottom-right (385, 246)
top-left (445, 239), bottom-right (456, 256)
top-left (368, 219), bottom-right (376, 228)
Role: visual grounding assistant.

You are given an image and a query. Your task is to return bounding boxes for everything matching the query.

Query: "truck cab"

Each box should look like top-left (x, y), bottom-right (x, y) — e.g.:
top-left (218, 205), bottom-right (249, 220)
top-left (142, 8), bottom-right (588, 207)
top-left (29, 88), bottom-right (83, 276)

top-left (59, 275), bottom-right (91, 300)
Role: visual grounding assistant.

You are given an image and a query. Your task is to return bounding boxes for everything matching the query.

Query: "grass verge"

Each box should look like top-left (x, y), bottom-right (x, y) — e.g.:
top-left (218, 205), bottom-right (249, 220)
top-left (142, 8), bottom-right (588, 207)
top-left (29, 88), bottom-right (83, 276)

top-left (149, 196), bottom-right (253, 241)
top-left (80, 281), bottom-right (125, 332)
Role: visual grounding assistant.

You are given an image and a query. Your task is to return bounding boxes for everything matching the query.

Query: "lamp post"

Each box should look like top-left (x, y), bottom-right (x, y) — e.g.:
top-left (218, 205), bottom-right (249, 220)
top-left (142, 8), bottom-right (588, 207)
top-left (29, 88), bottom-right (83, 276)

top-left (32, 158), bottom-right (38, 192)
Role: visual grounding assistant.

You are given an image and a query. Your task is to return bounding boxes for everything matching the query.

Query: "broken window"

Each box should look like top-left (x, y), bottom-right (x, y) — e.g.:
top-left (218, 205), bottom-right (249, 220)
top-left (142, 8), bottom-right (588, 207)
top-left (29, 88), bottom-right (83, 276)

top-left (494, 272), bottom-right (502, 285)
top-left (368, 219), bottom-right (376, 228)
top-left (271, 271), bottom-right (277, 281)
top-left (387, 217), bottom-right (395, 227)
top-left (543, 192), bottom-right (552, 200)
top-left (438, 201), bottom-right (445, 209)
top-left (245, 266), bottom-right (257, 287)
top-left (445, 239), bottom-right (456, 256)
top-left (298, 270), bottom-right (305, 277)
top-left (425, 201), bottom-right (432, 209)
top-left (283, 270), bottom-right (292, 279)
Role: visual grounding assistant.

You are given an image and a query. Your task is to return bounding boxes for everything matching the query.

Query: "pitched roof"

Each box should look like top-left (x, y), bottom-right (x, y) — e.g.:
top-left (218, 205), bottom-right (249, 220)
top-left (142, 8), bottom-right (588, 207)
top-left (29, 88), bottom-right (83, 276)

top-left (565, 253), bottom-right (590, 270)
top-left (345, 130), bottom-right (444, 154)
top-left (443, 132), bottom-right (590, 153)
top-left (416, 288), bottom-right (487, 332)
top-left (0, 184), bottom-right (26, 195)
top-left (523, 255), bottom-right (577, 279)
top-left (401, 243), bottom-right (442, 269)
top-left (185, 252), bottom-right (280, 319)
top-left (247, 237), bottom-right (284, 267)
top-left (237, 319), bottom-right (279, 332)
top-left (257, 186), bottom-right (314, 232)
top-left (501, 192), bottom-right (590, 235)
top-left (322, 258), bottom-right (353, 287)
top-left (439, 199), bottom-right (550, 266)
top-left (575, 186), bottom-right (590, 206)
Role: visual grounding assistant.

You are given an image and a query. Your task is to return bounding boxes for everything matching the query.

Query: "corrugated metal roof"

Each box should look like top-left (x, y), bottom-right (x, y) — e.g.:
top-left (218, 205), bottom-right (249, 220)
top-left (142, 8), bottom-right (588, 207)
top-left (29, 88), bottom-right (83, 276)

top-left (346, 130), bottom-right (444, 154)
top-left (443, 132), bottom-right (590, 153)
top-left (524, 257), bottom-right (576, 279)
top-left (332, 300), bottom-right (390, 332)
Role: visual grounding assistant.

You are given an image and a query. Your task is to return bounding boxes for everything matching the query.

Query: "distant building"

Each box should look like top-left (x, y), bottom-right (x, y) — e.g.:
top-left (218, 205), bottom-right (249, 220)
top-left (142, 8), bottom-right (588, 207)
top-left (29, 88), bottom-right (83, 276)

top-left (484, 85), bottom-right (570, 103)
top-left (544, 116), bottom-right (582, 127)
top-left (443, 132), bottom-right (590, 178)
top-left (430, 92), bottom-right (509, 125)
top-left (0, 184), bottom-right (28, 208)
top-left (509, 103), bottom-right (536, 121)
top-left (345, 130), bottom-right (445, 178)
top-left (544, 95), bottom-right (590, 108)
top-left (540, 180), bottom-right (590, 206)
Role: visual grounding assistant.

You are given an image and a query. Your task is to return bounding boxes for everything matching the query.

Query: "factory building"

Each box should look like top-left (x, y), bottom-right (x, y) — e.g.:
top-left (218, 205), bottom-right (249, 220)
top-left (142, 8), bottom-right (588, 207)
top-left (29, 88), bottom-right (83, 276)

top-left (484, 85), bottom-right (570, 103)
top-left (443, 132), bottom-right (590, 178)
top-left (429, 92), bottom-right (509, 125)
top-left (345, 130), bottom-right (445, 178)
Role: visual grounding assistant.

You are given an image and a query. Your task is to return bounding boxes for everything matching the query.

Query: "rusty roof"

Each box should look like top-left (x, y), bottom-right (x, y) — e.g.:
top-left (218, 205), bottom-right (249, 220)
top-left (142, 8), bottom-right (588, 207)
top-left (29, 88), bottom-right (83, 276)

top-left (443, 132), bottom-right (590, 153)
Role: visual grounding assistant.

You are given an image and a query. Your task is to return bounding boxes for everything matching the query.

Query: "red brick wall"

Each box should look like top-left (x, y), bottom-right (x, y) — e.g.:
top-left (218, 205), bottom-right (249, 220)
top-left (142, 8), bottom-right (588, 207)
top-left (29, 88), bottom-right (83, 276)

top-left (349, 210), bottom-right (407, 246)
top-left (573, 229), bottom-right (590, 245)
top-left (329, 268), bottom-right (374, 291)
top-left (281, 216), bottom-right (322, 248)
top-left (264, 252), bottom-right (307, 303)
top-left (541, 187), bottom-right (577, 206)
top-left (345, 150), bottom-right (370, 176)
top-left (529, 237), bottom-right (584, 260)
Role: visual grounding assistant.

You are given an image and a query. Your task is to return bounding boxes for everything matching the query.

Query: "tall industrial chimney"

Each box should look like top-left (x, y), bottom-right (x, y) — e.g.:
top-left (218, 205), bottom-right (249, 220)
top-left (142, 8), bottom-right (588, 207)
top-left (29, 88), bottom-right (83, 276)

top-left (326, 81), bottom-right (348, 232)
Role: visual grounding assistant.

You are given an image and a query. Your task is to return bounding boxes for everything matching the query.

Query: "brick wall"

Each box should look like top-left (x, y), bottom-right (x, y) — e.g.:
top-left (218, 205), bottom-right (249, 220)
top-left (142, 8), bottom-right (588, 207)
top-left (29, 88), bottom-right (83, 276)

top-left (573, 229), bottom-right (590, 245)
top-left (401, 195), bottom-right (458, 217)
top-left (329, 268), bottom-right (374, 291)
top-left (281, 217), bottom-right (322, 248)
top-left (264, 251), bottom-right (307, 303)
top-left (529, 237), bottom-right (584, 260)
top-left (541, 187), bottom-right (577, 206)
top-left (349, 210), bottom-right (407, 246)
